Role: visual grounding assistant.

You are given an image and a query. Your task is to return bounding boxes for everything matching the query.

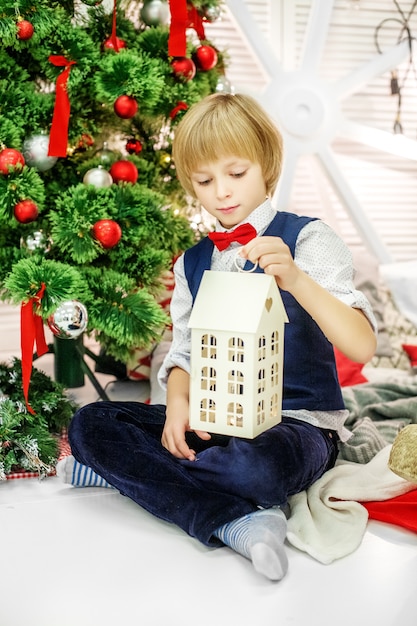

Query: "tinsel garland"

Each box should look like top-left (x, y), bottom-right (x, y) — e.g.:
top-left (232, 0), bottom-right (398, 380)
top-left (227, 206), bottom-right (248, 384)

top-left (0, 358), bottom-right (78, 480)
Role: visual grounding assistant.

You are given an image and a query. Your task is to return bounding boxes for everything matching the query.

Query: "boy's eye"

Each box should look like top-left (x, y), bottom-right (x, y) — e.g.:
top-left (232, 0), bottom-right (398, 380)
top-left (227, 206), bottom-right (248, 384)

top-left (197, 179), bottom-right (211, 186)
top-left (232, 170), bottom-right (246, 178)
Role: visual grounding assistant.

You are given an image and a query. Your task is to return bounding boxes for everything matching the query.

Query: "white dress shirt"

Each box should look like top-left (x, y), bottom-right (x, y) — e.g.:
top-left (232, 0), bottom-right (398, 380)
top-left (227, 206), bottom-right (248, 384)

top-left (158, 199), bottom-right (377, 441)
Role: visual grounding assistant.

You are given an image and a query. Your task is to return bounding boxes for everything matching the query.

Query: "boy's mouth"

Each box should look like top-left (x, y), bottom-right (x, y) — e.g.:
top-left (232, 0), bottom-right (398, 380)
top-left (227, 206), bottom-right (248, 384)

top-left (218, 205), bottom-right (239, 214)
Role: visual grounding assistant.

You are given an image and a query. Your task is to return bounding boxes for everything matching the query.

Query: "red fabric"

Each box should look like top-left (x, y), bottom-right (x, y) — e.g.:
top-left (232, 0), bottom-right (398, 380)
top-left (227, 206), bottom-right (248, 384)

top-left (187, 5), bottom-right (205, 39)
top-left (20, 283), bottom-right (49, 414)
top-left (168, 0), bottom-right (188, 57)
top-left (208, 223), bottom-right (257, 251)
top-left (127, 353), bottom-right (152, 381)
top-left (402, 344), bottom-right (417, 367)
top-left (363, 489), bottom-right (417, 533)
top-left (48, 55), bottom-right (76, 157)
top-left (110, 0), bottom-right (121, 51)
top-left (334, 347), bottom-right (368, 387)
top-left (168, 1), bottom-right (206, 58)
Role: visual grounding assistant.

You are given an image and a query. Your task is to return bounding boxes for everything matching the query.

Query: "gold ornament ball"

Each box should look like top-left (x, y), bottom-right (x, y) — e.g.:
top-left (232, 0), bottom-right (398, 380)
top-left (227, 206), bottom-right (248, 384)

top-left (159, 152), bottom-right (172, 169)
top-left (389, 424), bottom-right (417, 483)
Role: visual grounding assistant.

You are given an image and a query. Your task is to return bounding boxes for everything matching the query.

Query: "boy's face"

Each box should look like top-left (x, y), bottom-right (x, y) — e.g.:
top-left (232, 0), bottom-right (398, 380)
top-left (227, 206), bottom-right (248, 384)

top-left (190, 156), bottom-right (267, 229)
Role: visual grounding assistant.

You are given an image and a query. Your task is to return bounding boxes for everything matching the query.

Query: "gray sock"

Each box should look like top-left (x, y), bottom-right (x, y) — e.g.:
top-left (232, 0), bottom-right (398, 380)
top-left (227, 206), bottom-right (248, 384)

top-left (214, 506), bottom-right (288, 581)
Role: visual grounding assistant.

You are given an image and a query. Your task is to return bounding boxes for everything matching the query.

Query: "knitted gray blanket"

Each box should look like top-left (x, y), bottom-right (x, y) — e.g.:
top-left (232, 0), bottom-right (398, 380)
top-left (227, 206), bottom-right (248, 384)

top-left (340, 379), bottom-right (417, 464)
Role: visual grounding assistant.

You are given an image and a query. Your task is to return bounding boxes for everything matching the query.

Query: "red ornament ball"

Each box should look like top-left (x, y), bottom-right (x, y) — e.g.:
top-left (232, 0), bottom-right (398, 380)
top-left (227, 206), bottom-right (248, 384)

top-left (194, 45), bottom-right (218, 71)
top-left (171, 57), bottom-right (196, 81)
top-left (0, 148), bottom-right (25, 174)
top-left (16, 19), bottom-right (34, 40)
top-left (14, 199), bottom-right (39, 224)
top-left (125, 138), bottom-right (143, 155)
top-left (109, 160), bottom-right (138, 184)
top-left (92, 219), bottom-right (122, 249)
top-left (114, 95), bottom-right (138, 119)
top-left (103, 36), bottom-right (127, 51)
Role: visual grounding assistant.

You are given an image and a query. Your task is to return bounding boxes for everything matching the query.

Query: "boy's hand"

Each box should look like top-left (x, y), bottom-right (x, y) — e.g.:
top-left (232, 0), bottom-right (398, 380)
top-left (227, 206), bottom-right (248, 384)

top-left (241, 236), bottom-right (301, 292)
top-left (162, 400), bottom-right (211, 461)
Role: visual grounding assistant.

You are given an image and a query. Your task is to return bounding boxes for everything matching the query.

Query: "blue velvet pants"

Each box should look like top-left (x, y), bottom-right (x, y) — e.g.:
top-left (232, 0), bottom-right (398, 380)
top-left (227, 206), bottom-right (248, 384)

top-left (68, 401), bottom-right (339, 547)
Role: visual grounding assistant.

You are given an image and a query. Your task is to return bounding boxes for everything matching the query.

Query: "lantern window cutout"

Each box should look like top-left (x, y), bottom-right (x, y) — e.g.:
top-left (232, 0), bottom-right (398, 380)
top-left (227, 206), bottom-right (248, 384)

top-left (202, 333), bottom-right (217, 359)
top-left (257, 399), bottom-right (265, 425)
top-left (229, 336), bottom-right (244, 362)
top-left (200, 398), bottom-right (216, 423)
top-left (228, 369), bottom-right (244, 394)
top-left (188, 268), bottom-right (288, 438)
top-left (201, 366), bottom-right (216, 391)
top-left (227, 402), bottom-right (244, 427)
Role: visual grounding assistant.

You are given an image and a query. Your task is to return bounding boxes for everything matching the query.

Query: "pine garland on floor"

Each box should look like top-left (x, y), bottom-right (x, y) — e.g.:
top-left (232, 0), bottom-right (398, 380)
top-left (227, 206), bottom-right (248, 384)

top-left (0, 358), bottom-right (78, 480)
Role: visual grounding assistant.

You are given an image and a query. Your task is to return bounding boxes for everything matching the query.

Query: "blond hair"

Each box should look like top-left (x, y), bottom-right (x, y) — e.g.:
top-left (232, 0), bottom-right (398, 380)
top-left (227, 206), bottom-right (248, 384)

top-left (172, 93), bottom-right (284, 198)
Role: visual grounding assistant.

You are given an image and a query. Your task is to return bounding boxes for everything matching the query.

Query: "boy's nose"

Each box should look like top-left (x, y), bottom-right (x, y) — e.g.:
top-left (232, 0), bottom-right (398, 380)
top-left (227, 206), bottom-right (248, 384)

top-left (215, 180), bottom-right (231, 199)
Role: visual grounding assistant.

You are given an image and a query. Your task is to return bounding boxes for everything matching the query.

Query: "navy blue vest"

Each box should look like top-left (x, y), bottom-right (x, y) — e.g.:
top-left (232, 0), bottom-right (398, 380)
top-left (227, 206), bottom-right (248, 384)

top-left (184, 211), bottom-right (345, 411)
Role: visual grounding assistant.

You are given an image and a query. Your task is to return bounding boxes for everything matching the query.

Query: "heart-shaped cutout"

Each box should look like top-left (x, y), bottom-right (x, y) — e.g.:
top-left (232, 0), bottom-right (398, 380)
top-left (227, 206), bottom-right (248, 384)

top-left (265, 297), bottom-right (272, 312)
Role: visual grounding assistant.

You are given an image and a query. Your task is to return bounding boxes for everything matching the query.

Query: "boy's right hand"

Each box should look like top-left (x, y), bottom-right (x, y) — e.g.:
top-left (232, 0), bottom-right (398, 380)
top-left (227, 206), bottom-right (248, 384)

top-left (162, 402), bottom-right (211, 461)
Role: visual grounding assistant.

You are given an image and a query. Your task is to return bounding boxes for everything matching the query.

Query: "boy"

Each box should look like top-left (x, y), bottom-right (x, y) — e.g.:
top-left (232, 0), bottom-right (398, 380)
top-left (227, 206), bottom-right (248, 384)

top-left (66, 93), bottom-right (377, 581)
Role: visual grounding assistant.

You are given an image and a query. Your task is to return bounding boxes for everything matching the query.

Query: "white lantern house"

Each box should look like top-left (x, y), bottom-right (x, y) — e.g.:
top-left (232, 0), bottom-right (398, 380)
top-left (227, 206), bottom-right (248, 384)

top-left (188, 270), bottom-right (288, 439)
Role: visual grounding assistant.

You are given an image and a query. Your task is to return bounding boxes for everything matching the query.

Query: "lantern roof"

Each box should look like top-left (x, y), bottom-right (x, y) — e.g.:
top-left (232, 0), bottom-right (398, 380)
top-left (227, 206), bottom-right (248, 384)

top-left (188, 270), bottom-right (288, 334)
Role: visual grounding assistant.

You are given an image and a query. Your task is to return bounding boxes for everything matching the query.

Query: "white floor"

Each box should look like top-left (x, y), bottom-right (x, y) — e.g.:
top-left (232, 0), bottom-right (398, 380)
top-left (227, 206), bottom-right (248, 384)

top-left (1, 304), bottom-right (417, 626)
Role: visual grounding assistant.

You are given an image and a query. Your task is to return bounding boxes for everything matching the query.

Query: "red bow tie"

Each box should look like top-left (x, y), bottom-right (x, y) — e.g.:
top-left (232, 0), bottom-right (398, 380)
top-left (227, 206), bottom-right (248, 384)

top-left (208, 223), bottom-right (257, 251)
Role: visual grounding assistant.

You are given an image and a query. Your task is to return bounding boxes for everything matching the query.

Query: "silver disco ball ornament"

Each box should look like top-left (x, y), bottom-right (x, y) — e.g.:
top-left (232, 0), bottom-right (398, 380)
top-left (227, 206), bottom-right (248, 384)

top-left (83, 166), bottom-right (113, 188)
top-left (22, 133), bottom-right (58, 172)
top-left (215, 76), bottom-right (234, 94)
top-left (47, 300), bottom-right (88, 340)
top-left (21, 230), bottom-right (51, 253)
top-left (140, 0), bottom-right (170, 26)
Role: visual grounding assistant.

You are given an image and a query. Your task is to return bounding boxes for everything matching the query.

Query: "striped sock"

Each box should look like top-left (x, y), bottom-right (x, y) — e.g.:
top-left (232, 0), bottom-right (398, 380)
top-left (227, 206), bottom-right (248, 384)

top-left (214, 506), bottom-right (288, 581)
top-left (56, 455), bottom-right (114, 489)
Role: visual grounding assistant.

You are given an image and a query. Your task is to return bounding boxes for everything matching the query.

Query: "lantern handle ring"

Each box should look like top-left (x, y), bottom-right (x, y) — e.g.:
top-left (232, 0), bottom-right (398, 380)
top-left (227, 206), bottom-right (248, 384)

top-left (234, 250), bottom-right (258, 273)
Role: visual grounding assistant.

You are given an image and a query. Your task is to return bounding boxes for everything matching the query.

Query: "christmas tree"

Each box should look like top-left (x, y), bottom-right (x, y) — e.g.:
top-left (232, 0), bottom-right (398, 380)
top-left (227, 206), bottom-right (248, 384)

top-left (0, 0), bottom-right (227, 393)
top-left (0, 358), bottom-right (79, 479)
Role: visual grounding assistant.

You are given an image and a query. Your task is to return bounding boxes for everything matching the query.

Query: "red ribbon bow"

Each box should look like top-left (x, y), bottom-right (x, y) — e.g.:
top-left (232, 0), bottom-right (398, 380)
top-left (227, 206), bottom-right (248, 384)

top-left (208, 223), bottom-right (257, 251)
top-left (48, 55), bottom-right (76, 158)
top-left (169, 101), bottom-right (188, 119)
top-left (21, 283), bottom-right (49, 415)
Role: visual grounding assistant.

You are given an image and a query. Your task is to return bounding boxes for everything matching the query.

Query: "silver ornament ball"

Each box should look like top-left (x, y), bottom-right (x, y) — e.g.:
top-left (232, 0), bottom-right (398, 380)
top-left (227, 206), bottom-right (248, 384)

top-left (20, 230), bottom-right (51, 253)
top-left (215, 76), bottom-right (234, 94)
top-left (140, 0), bottom-right (170, 26)
top-left (83, 166), bottom-right (113, 188)
top-left (22, 134), bottom-right (58, 172)
top-left (202, 5), bottom-right (222, 22)
top-left (94, 142), bottom-right (118, 166)
top-left (48, 300), bottom-right (88, 340)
